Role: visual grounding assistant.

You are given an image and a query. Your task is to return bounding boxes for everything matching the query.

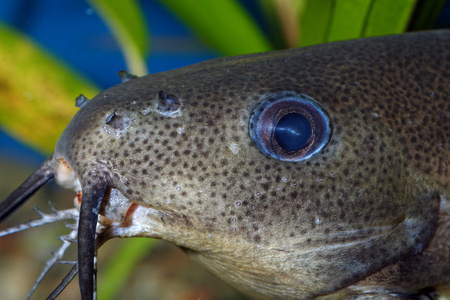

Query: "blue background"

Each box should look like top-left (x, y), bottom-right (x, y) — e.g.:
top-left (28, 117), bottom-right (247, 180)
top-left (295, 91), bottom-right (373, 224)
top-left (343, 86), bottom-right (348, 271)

top-left (0, 0), bottom-right (220, 167)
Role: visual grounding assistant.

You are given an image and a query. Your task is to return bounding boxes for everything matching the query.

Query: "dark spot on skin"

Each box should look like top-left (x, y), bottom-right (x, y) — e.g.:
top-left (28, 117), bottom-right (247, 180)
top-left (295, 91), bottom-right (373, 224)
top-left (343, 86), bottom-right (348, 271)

top-left (254, 235), bottom-right (261, 243)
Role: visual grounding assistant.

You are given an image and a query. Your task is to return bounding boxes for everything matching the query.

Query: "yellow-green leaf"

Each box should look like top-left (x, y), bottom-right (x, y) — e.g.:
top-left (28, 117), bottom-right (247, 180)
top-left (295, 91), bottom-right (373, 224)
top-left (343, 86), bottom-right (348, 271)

top-left (0, 22), bottom-right (99, 154)
top-left (327, 0), bottom-right (372, 42)
top-left (300, 0), bottom-right (334, 46)
top-left (300, 0), bottom-right (418, 46)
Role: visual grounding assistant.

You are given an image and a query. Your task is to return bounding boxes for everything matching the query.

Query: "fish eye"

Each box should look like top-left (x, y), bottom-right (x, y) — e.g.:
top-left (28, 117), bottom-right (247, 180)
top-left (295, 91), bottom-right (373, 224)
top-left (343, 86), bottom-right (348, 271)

top-left (249, 92), bottom-right (331, 161)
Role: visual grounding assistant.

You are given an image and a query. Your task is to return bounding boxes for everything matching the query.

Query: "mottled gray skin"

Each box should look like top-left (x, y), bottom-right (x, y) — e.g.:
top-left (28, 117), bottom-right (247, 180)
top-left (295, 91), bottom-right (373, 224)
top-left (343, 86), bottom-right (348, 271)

top-left (51, 31), bottom-right (449, 299)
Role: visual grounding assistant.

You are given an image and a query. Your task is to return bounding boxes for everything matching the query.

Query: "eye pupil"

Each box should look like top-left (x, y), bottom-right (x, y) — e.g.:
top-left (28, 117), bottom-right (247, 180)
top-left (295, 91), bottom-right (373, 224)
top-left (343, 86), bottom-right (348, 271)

top-left (275, 113), bottom-right (312, 151)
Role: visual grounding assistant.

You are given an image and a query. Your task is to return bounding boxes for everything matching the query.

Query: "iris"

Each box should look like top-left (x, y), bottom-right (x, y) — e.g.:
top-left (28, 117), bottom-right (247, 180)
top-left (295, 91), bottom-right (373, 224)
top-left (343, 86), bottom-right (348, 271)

top-left (249, 92), bottom-right (331, 161)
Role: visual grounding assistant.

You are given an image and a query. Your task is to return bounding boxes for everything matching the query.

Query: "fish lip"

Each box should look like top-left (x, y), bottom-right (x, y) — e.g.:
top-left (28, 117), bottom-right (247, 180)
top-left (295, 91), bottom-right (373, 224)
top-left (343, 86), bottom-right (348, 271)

top-left (98, 187), bottom-right (133, 226)
top-left (53, 158), bottom-right (82, 192)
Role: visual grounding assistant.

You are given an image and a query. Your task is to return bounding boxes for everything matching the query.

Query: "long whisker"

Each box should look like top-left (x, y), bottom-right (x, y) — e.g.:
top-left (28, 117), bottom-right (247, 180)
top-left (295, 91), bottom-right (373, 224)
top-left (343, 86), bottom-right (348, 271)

top-left (78, 183), bottom-right (110, 300)
top-left (1, 171), bottom-right (115, 299)
top-left (0, 158), bottom-right (54, 222)
top-left (46, 264), bottom-right (79, 300)
top-left (46, 226), bottom-right (113, 300)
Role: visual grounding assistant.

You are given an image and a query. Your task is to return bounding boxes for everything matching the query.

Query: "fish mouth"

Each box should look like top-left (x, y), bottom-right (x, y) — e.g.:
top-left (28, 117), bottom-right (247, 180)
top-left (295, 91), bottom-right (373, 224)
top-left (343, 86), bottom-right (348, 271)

top-left (0, 154), bottom-right (165, 299)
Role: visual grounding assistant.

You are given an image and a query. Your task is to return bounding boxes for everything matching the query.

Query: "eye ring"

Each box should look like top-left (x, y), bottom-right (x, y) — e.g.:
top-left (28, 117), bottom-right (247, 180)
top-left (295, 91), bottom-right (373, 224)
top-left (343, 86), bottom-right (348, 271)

top-left (249, 92), bottom-right (332, 161)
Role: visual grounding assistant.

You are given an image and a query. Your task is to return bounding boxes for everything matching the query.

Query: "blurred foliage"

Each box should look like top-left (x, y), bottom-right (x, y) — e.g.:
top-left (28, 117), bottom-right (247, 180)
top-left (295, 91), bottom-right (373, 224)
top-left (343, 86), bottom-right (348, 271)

top-left (0, 23), bottom-right (99, 154)
top-left (0, 0), bottom-right (447, 299)
top-left (300, 0), bottom-right (417, 46)
top-left (155, 0), bottom-right (273, 55)
top-left (86, 0), bottom-right (149, 76)
top-left (409, 0), bottom-right (448, 30)
top-left (97, 238), bottom-right (158, 300)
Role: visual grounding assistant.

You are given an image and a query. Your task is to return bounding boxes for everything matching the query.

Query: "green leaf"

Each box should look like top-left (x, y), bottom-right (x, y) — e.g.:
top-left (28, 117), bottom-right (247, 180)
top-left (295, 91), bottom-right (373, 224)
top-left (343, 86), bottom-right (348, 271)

top-left (363, 0), bottom-right (417, 36)
top-left (327, 0), bottom-right (373, 42)
top-left (98, 238), bottom-right (157, 300)
top-left (87, 0), bottom-right (149, 75)
top-left (0, 22), bottom-right (99, 154)
top-left (157, 0), bottom-right (272, 55)
top-left (300, 0), bottom-right (418, 46)
top-left (300, 0), bottom-right (334, 46)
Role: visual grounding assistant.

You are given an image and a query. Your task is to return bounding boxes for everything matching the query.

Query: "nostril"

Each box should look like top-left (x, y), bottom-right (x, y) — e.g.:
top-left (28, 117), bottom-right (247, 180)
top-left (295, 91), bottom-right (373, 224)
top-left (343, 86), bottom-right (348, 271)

top-left (156, 90), bottom-right (182, 116)
top-left (105, 112), bottom-right (123, 129)
top-left (104, 112), bottom-right (131, 136)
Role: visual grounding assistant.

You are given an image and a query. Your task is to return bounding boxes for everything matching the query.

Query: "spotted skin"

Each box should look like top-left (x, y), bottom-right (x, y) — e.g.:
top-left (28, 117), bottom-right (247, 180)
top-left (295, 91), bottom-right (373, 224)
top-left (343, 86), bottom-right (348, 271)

top-left (4, 30), bottom-right (450, 299)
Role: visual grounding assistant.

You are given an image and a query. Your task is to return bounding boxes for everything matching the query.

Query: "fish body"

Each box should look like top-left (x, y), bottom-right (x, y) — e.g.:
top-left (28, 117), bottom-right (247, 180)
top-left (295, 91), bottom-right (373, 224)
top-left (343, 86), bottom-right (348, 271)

top-left (1, 30), bottom-right (450, 299)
